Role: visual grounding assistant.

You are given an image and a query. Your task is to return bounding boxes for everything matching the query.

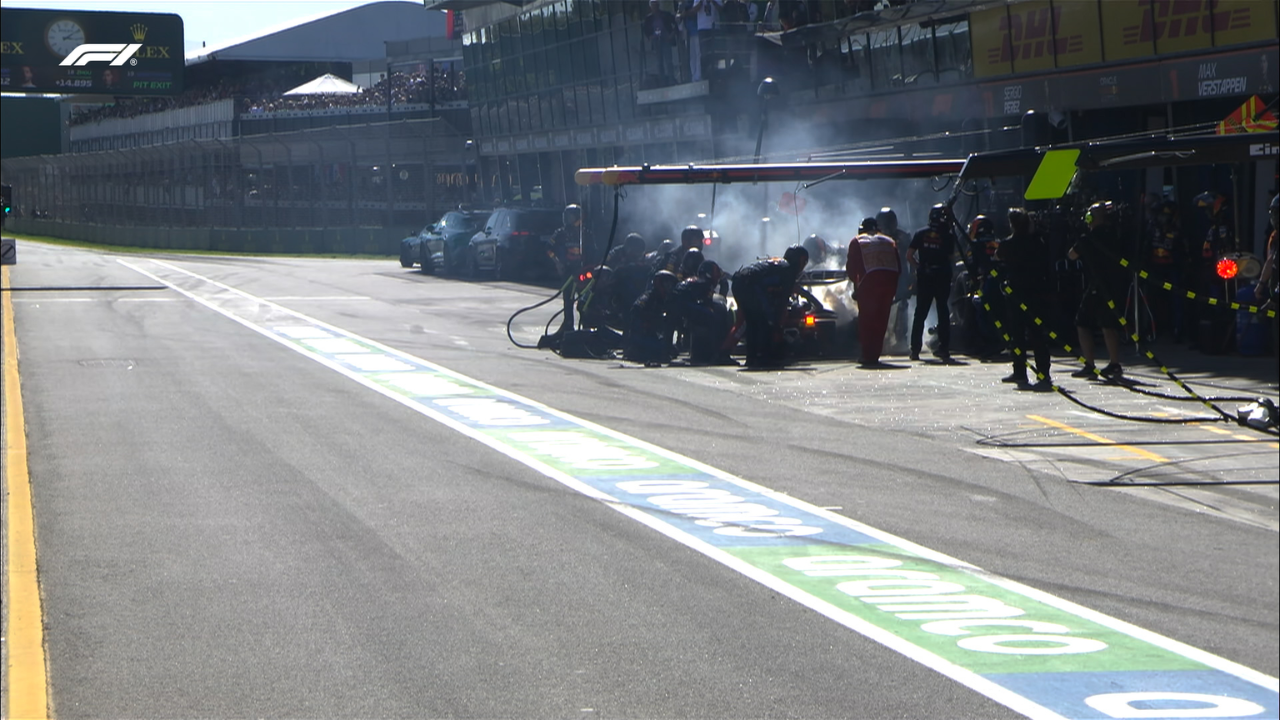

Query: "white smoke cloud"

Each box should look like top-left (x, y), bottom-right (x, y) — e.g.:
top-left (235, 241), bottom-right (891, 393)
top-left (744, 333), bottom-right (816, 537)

top-left (611, 177), bottom-right (956, 274)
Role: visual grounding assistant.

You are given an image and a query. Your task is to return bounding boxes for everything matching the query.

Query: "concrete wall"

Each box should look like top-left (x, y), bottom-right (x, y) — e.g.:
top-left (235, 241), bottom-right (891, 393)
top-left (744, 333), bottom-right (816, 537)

top-left (6, 219), bottom-right (413, 256)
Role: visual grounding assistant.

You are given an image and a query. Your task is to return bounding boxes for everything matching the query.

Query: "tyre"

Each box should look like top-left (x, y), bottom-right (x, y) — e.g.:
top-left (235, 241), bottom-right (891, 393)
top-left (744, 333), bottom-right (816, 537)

top-left (399, 245), bottom-right (414, 268)
top-left (494, 248), bottom-right (508, 281)
top-left (464, 248), bottom-right (480, 280)
top-left (419, 243), bottom-right (434, 275)
top-left (442, 244), bottom-right (456, 276)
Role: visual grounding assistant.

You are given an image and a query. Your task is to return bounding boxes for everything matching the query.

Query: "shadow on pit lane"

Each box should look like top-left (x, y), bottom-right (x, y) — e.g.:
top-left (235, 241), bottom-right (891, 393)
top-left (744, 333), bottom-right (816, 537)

top-left (854, 361), bottom-right (911, 370)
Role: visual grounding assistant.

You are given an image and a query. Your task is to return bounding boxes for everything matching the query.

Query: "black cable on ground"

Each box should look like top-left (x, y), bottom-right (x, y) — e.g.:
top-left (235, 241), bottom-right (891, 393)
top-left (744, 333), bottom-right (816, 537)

top-left (544, 307), bottom-right (564, 339)
top-left (973, 269), bottom-right (1227, 424)
top-left (993, 262), bottom-right (1279, 436)
top-left (1110, 382), bottom-right (1261, 404)
top-left (506, 276), bottom-right (574, 349)
top-left (507, 187), bottom-right (624, 352)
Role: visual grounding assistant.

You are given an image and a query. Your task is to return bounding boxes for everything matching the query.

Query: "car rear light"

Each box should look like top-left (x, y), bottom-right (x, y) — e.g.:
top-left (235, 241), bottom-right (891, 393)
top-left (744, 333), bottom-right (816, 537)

top-left (804, 314), bottom-right (816, 328)
top-left (510, 231), bottom-right (531, 236)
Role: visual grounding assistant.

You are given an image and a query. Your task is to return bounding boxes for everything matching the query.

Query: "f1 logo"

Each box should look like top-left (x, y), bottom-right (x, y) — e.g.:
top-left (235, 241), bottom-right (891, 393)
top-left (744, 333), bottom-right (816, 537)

top-left (58, 43), bottom-right (142, 67)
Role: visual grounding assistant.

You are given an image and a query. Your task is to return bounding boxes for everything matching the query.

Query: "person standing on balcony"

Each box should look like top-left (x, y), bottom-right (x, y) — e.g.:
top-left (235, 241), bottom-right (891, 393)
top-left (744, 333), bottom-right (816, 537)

top-left (681, 0), bottom-right (722, 82)
top-left (643, 1), bottom-right (679, 84)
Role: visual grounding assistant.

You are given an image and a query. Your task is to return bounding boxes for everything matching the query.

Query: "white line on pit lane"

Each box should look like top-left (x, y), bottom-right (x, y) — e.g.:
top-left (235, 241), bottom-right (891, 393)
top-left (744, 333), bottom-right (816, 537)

top-left (261, 296), bottom-right (372, 301)
top-left (116, 257), bottom-right (1280, 719)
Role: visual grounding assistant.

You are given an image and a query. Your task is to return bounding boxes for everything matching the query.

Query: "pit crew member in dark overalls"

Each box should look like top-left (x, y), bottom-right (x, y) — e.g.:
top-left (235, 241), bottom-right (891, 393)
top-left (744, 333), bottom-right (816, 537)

top-left (908, 204), bottom-right (958, 362)
top-left (1142, 201), bottom-right (1187, 342)
top-left (657, 225), bottom-right (707, 280)
top-left (625, 270), bottom-right (679, 366)
top-left (846, 217), bottom-right (900, 367)
top-left (967, 214), bottom-right (1005, 356)
top-left (547, 204), bottom-right (588, 341)
top-left (802, 233), bottom-right (843, 271)
top-left (995, 208), bottom-right (1052, 389)
top-left (608, 233), bottom-right (655, 323)
top-left (1256, 194), bottom-right (1278, 305)
top-left (1068, 201), bottom-right (1126, 379)
top-left (731, 245), bottom-right (810, 368)
top-left (1194, 191), bottom-right (1236, 288)
top-left (670, 260), bottom-right (734, 365)
top-left (576, 266), bottom-right (625, 347)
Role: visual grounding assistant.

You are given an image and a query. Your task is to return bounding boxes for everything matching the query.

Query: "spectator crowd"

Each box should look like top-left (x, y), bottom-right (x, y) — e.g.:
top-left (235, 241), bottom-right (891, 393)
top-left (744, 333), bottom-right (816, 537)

top-left (68, 68), bottom-right (466, 127)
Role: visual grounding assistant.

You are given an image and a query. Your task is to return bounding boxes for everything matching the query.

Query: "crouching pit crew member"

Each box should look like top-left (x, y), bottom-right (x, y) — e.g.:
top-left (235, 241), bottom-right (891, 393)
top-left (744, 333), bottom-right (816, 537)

top-left (575, 266), bottom-right (625, 349)
top-left (846, 217), bottom-right (901, 367)
top-left (670, 260), bottom-right (735, 365)
top-left (608, 233), bottom-right (655, 322)
top-left (625, 270), bottom-right (679, 366)
top-left (731, 245), bottom-right (811, 368)
top-left (659, 225), bottom-right (707, 280)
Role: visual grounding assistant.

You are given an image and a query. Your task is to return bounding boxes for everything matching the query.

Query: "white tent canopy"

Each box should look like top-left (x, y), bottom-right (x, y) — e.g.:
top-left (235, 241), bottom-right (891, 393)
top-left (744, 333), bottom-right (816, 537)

top-left (282, 74), bottom-right (362, 96)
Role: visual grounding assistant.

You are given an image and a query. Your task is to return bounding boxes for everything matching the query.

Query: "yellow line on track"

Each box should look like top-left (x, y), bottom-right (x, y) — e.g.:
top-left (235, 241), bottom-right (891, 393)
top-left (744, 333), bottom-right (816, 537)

top-left (3, 265), bottom-right (51, 720)
top-left (1026, 414), bottom-right (1168, 463)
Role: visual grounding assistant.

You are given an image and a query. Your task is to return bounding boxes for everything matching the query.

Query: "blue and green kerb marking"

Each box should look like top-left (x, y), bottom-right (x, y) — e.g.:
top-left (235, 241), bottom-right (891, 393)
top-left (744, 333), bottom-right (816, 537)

top-left (259, 318), bottom-right (1280, 720)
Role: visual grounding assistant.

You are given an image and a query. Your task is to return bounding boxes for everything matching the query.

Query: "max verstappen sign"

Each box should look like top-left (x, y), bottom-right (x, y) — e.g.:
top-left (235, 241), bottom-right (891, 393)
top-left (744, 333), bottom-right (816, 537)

top-left (0, 8), bottom-right (182, 96)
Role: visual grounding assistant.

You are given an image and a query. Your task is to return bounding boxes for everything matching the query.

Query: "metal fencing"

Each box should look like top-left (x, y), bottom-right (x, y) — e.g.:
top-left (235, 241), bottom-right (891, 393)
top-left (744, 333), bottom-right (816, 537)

top-left (2, 116), bottom-right (479, 248)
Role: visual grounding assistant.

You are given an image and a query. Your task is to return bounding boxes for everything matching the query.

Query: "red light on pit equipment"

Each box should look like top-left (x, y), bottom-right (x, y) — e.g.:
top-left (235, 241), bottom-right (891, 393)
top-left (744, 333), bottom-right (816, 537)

top-left (1216, 258), bottom-right (1238, 280)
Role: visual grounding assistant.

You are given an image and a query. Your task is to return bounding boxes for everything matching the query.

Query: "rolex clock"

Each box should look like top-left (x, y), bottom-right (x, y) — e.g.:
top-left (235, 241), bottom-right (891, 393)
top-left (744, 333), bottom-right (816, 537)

top-left (46, 18), bottom-right (86, 58)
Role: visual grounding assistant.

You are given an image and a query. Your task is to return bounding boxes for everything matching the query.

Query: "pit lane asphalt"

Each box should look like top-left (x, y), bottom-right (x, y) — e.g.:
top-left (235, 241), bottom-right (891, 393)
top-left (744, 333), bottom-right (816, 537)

top-left (3, 241), bottom-right (1276, 719)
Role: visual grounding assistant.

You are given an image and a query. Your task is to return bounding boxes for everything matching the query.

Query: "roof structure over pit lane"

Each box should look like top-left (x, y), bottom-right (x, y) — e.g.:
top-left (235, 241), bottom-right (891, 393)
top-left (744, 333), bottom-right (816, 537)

top-left (574, 159), bottom-right (968, 187)
top-left (575, 132), bottom-right (1274, 200)
top-left (956, 132), bottom-right (1278, 182)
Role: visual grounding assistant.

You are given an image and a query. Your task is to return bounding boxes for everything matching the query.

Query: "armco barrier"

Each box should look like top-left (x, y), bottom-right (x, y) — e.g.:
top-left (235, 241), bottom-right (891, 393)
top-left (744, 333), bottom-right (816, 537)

top-left (5, 219), bottom-right (411, 256)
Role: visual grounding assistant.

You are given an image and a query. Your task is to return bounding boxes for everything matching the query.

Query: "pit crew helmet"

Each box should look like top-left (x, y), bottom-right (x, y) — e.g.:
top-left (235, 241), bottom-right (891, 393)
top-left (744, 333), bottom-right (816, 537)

top-left (802, 234), bottom-right (828, 261)
top-left (928, 203), bottom-right (951, 228)
top-left (782, 244), bottom-right (809, 268)
top-left (968, 214), bottom-right (994, 240)
top-left (1193, 191), bottom-right (1227, 218)
top-left (875, 207), bottom-right (898, 233)
top-left (680, 225), bottom-right (704, 249)
top-left (697, 260), bottom-right (723, 284)
top-left (1085, 201), bottom-right (1116, 226)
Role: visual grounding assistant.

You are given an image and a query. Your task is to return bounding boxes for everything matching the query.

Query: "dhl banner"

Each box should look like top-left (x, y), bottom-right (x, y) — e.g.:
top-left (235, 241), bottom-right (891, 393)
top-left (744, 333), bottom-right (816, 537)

top-left (1102, 0), bottom-right (1275, 61)
top-left (973, 1), bottom-right (1103, 78)
top-left (1211, 0), bottom-right (1277, 47)
top-left (974, 0), bottom-right (1276, 78)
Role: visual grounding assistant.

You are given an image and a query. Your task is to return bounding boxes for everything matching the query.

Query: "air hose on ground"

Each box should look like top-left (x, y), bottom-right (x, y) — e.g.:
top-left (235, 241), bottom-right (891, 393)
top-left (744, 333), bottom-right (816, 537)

top-left (506, 187), bottom-right (623, 352)
top-left (974, 253), bottom-right (1277, 433)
